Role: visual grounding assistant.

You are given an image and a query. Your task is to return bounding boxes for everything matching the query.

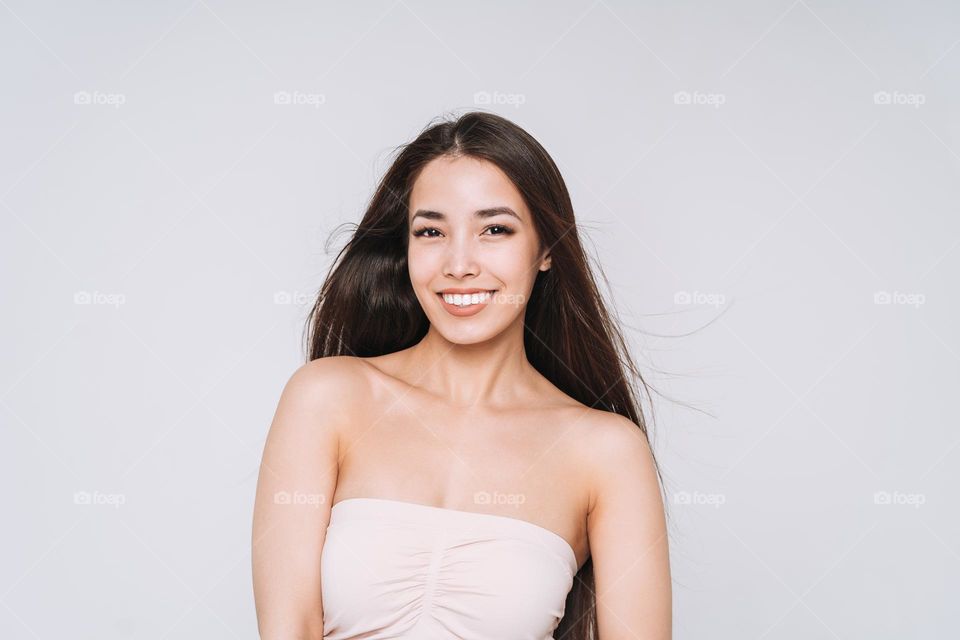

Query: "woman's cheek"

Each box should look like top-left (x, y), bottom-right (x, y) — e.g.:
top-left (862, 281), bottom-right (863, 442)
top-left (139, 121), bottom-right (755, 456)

top-left (407, 248), bottom-right (437, 286)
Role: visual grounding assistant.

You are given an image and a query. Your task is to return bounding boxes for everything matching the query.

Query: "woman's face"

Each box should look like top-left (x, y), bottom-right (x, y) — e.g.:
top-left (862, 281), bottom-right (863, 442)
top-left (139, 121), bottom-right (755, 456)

top-left (407, 155), bottom-right (551, 345)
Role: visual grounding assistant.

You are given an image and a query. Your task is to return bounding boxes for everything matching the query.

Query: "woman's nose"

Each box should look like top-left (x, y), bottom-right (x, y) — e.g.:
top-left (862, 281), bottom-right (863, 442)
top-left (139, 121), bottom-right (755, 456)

top-left (443, 237), bottom-right (479, 278)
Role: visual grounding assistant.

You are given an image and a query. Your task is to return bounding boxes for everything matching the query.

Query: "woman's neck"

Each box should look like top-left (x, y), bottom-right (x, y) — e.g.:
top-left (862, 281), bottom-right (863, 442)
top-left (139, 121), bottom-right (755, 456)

top-left (401, 322), bottom-right (536, 408)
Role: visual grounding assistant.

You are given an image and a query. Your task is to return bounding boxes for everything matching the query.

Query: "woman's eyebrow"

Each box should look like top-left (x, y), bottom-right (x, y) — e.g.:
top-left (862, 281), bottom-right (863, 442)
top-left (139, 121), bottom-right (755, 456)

top-left (411, 207), bottom-right (521, 222)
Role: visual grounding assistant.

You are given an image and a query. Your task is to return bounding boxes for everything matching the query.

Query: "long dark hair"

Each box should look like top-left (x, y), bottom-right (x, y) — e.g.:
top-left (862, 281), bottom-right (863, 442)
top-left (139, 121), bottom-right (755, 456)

top-left (305, 110), bottom-right (664, 639)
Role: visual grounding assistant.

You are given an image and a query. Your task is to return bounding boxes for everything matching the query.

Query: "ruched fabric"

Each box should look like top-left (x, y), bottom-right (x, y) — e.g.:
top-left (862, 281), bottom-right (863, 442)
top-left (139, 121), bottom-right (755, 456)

top-left (320, 497), bottom-right (578, 639)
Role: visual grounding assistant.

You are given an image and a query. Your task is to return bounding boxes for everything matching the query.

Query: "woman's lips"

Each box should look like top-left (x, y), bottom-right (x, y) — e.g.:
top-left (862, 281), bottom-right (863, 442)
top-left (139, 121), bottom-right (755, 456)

top-left (436, 290), bottom-right (496, 317)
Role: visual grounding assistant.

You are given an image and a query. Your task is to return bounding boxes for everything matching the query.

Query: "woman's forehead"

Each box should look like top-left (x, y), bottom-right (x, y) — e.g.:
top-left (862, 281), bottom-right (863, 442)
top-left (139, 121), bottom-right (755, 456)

top-left (409, 156), bottom-right (528, 220)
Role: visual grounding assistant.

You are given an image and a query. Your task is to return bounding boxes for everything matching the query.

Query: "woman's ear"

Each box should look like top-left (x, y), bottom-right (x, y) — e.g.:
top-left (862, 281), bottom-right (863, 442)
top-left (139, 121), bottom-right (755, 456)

top-left (539, 254), bottom-right (551, 271)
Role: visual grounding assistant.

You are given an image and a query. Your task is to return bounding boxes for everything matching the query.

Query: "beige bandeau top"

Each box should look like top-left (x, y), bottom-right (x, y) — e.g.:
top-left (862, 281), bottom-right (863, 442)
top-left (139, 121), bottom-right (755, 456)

top-left (320, 497), bottom-right (578, 639)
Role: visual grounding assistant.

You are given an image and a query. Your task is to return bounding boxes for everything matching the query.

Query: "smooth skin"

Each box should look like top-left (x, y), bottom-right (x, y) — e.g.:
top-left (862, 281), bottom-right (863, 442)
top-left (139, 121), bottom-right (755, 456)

top-left (252, 156), bottom-right (671, 639)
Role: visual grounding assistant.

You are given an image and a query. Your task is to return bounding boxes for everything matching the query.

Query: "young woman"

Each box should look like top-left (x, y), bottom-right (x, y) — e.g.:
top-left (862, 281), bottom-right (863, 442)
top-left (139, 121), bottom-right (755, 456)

top-left (252, 112), bottom-right (671, 639)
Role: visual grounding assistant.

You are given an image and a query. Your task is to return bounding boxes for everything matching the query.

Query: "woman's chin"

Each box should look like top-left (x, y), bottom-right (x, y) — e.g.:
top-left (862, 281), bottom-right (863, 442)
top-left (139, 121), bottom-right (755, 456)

top-left (430, 320), bottom-right (505, 346)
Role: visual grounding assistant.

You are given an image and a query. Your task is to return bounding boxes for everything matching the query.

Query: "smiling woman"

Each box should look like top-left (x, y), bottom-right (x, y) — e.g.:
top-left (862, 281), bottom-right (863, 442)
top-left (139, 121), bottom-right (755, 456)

top-left (406, 155), bottom-right (551, 335)
top-left (251, 111), bottom-right (671, 640)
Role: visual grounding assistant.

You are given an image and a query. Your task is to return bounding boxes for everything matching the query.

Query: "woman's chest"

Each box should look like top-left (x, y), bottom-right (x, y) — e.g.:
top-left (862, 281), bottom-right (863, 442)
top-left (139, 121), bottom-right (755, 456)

top-left (334, 406), bottom-right (591, 567)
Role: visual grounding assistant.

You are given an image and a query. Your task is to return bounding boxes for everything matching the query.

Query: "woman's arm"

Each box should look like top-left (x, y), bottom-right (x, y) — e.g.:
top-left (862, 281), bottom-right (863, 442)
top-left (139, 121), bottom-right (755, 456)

top-left (586, 413), bottom-right (672, 639)
top-left (252, 357), bottom-right (354, 640)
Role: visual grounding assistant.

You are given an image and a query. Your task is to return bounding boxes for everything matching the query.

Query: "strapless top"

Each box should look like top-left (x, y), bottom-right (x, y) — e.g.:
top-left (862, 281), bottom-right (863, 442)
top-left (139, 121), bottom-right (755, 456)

top-left (320, 497), bottom-right (578, 639)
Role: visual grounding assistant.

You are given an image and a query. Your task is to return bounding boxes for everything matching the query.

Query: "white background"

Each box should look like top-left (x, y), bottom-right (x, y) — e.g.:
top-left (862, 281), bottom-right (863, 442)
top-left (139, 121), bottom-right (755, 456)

top-left (2, 1), bottom-right (958, 638)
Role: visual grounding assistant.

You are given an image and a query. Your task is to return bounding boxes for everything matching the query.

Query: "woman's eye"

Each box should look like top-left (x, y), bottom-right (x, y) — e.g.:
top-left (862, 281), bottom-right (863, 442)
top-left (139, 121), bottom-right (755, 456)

top-left (413, 225), bottom-right (513, 238)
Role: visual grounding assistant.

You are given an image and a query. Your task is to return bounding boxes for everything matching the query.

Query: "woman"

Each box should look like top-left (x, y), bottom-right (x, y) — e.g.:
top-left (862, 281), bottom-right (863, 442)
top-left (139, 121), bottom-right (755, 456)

top-left (252, 111), bottom-right (671, 639)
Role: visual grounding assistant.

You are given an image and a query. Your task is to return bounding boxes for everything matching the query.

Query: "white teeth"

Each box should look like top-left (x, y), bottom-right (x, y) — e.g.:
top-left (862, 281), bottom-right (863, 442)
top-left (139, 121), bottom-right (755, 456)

top-left (442, 291), bottom-right (494, 307)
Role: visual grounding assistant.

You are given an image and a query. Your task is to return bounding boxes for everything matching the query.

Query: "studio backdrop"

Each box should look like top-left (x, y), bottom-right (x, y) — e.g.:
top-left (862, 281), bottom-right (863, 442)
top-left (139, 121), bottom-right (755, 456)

top-left (2, 1), bottom-right (958, 638)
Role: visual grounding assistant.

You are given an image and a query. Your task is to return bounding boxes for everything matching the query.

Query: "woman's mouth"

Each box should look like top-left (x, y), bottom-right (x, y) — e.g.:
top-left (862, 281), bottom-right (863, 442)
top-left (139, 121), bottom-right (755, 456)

top-left (436, 290), bottom-right (497, 316)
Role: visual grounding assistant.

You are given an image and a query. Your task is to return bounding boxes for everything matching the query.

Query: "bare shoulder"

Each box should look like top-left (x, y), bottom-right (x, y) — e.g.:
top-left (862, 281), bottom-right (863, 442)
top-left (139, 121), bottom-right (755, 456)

top-left (556, 403), bottom-right (651, 456)
top-left (271, 355), bottom-right (370, 442)
top-left (580, 410), bottom-right (653, 457)
top-left (571, 408), bottom-right (660, 514)
top-left (575, 410), bottom-right (671, 637)
top-left (287, 355), bottom-right (369, 396)
top-left (254, 356), bottom-right (368, 636)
